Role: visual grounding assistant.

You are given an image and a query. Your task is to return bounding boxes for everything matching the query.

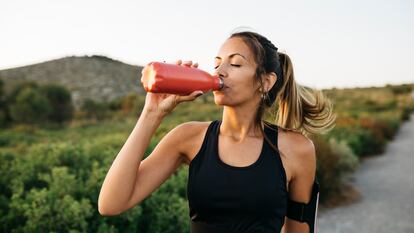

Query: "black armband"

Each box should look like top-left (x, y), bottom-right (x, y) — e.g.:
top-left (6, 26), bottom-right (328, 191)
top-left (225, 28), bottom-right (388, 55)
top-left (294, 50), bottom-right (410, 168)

top-left (286, 181), bottom-right (320, 233)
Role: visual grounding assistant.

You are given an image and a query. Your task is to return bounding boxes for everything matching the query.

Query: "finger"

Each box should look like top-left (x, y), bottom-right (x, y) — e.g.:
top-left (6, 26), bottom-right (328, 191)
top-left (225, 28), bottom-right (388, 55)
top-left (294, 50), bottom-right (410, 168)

top-left (176, 90), bottom-right (203, 103)
top-left (175, 59), bottom-right (182, 65)
top-left (182, 60), bottom-right (193, 67)
top-left (192, 62), bottom-right (198, 68)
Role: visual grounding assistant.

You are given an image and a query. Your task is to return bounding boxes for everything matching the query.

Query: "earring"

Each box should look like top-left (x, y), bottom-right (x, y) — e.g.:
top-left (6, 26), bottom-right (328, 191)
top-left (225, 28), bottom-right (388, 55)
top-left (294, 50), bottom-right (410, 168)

top-left (261, 91), bottom-right (269, 102)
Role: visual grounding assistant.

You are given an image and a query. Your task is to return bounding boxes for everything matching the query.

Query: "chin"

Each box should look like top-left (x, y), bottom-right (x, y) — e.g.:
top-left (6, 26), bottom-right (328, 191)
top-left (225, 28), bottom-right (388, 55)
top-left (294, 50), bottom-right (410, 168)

top-left (213, 94), bottom-right (237, 107)
top-left (213, 94), bottom-right (227, 106)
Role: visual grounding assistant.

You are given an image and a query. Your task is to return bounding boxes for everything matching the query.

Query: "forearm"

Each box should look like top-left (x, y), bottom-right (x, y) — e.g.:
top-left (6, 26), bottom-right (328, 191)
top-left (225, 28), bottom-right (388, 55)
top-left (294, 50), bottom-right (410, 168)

top-left (98, 109), bottom-right (163, 214)
top-left (283, 218), bottom-right (311, 233)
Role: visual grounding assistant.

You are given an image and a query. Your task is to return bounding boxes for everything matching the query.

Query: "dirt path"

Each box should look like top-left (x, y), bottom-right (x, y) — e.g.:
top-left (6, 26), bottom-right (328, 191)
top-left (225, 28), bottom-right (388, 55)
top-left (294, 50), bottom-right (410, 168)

top-left (317, 113), bottom-right (414, 233)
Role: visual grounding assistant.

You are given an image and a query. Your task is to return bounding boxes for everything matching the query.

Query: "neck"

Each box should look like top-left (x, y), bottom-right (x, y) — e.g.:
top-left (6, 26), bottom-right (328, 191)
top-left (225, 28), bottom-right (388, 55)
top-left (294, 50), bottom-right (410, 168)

top-left (221, 102), bottom-right (264, 142)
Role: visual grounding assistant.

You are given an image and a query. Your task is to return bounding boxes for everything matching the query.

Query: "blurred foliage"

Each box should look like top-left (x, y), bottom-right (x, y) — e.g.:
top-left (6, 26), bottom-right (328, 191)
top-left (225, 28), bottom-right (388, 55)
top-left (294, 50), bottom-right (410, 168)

top-left (9, 87), bottom-right (52, 124)
top-left (0, 78), bottom-right (7, 127)
top-left (312, 135), bottom-right (359, 202)
top-left (40, 84), bottom-right (74, 125)
top-left (1, 81), bottom-right (75, 127)
top-left (0, 82), bottom-right (413, 232)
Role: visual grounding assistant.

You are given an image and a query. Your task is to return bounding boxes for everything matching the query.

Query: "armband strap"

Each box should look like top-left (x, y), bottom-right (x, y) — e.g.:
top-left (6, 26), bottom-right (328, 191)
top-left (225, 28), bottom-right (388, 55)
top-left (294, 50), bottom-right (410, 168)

top-left (286, 181), bottom-right (320, 233)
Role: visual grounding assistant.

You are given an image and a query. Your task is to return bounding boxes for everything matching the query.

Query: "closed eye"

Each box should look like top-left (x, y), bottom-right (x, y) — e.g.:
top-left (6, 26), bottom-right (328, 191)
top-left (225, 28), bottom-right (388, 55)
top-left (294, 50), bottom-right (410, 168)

top-left (214, 64), bottom-right (241, 69)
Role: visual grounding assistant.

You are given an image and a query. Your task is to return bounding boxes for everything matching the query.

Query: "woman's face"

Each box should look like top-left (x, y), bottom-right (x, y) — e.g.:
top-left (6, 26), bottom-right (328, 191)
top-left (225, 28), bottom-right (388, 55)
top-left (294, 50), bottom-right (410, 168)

top-left (213, 37), bottom-right (260, 107)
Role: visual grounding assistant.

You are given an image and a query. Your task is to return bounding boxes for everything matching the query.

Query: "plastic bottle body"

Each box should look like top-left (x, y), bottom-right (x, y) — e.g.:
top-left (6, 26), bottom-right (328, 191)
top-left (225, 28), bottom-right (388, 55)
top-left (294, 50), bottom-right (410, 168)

top-left (141, 62), bottom-right (223, 95)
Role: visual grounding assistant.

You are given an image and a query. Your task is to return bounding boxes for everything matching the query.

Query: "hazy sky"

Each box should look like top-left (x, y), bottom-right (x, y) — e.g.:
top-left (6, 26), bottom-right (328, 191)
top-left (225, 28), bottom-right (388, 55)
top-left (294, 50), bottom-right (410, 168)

top-left (1, 0), bottom-right (413, 89)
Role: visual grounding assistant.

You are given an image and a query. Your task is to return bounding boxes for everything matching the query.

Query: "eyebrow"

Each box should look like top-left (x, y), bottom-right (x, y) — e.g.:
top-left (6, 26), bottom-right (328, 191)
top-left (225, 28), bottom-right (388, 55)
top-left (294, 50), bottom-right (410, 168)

top-left (215, 53), bottom-right (247, 61)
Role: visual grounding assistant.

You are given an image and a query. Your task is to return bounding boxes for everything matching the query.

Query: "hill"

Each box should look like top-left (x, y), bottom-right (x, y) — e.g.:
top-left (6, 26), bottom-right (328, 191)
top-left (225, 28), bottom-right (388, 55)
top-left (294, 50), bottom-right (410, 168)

top-left (0, 55), bottom-right (144, 109)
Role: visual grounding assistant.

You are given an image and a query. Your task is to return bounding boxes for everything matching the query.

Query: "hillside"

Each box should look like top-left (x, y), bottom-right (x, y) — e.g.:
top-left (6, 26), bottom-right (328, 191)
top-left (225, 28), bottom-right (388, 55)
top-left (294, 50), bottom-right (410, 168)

top-left (0, 55), bottom-right (144, 109)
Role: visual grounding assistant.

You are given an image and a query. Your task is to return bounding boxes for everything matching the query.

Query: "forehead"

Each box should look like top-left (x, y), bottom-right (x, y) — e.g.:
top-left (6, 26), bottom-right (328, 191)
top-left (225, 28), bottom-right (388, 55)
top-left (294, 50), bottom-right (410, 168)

top-left (216, 37), bottom-right (254, 62)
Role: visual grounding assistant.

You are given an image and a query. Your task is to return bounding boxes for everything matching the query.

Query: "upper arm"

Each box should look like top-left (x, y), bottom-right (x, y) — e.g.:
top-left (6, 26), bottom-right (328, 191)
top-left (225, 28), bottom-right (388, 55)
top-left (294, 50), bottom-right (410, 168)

top-left (282, 136), bottom-right (317, 233)
top-left (123, 121), bottom-right (198, 211)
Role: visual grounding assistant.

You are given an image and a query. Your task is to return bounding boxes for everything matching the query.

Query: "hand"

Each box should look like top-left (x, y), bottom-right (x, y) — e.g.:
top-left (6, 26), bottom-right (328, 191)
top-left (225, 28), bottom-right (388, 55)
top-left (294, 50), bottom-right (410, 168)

top-left (142, 60), bottom-right (203, 117)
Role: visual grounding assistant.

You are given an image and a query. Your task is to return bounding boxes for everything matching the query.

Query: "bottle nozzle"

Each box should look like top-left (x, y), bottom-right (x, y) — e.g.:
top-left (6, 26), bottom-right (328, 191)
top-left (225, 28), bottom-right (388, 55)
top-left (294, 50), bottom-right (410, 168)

top-left (218, 77), bottom-right (224, 90)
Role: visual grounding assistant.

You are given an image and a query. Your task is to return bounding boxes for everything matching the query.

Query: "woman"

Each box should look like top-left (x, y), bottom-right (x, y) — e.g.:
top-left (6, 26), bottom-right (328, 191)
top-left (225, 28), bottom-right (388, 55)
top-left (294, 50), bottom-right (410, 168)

top-left (98, 31), bottom-right (336, 233)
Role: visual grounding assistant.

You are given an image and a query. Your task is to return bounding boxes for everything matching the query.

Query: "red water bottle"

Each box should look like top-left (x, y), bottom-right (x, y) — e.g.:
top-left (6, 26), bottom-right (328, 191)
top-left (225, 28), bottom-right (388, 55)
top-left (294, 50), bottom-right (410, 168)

top-left (140, 62), bottom-right (224, 95)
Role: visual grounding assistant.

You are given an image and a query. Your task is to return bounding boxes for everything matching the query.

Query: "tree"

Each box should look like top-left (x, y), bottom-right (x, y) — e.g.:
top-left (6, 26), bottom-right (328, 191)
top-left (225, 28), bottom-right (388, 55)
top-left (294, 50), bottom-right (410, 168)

top-left (40, 84), bottom-right (74, 124)
top-left (6, 81), bottom-right (39, 104)
top-left (9, 87), bottom-right (52, 124)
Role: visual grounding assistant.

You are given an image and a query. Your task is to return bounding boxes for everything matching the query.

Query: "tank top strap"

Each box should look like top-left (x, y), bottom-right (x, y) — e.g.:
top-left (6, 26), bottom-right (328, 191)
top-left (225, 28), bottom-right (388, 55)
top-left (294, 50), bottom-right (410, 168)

top-left (263, 121), bottom-right (288, 192)
top-left (263, 120), bottom-right (279, 152)
top-left (189, 120), bottom-right (220, 169)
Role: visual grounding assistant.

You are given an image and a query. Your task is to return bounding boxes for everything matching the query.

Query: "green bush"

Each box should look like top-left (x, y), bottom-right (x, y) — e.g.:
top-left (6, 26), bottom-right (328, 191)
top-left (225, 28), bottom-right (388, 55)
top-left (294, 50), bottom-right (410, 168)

top-left (401, 105), bottom-right (414, 121)
top-left (5, 81), bottom-right (39, 105)
top-left (313, 135), bottom-right (359, 202)
top-left (1, 140), bottom-right (144, 233)
top-left (40, 84), bottom-right (74, 124)
top-left (80, 99), bottom-right (111, 120)
top-left (0, 79), bottom-right (6, 127)
top-left (0, 110), bottom-right (6, 128)
top-left (2, 82), bottom-right (413, 232)
top-left (388, 84), bottom-right (412, 95)
top-left (0, 78), bottom-right (3, 98)
top-left (4, 82), bottom-right (75, 126)
top-left (9, 87), bottom-right (52, 124)
top-left (10, 167), bottom-right (93, 232)
top-left (325, 114), bottom-right (401, 157)
top-left (118, 93), bottom-right (146, 116)
top-left (139, 167), bottom-right (189, 233)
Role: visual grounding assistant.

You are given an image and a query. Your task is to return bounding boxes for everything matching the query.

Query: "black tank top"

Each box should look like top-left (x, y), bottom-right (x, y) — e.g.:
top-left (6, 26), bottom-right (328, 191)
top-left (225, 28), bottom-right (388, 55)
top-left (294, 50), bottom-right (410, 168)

top-left (187, 120), bottom-right (288, 233)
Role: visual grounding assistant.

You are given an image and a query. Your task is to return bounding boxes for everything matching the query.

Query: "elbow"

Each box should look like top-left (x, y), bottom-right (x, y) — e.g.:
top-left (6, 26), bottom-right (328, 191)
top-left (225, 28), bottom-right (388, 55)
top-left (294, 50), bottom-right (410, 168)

top-left (98, 206), bottom-right (114, 216)
top-left (98, 204), bottom-right (122, 216)
top-left (98, 198), bottom-right (123, 216)
top-left (98, 204), bottom-right (115, 216)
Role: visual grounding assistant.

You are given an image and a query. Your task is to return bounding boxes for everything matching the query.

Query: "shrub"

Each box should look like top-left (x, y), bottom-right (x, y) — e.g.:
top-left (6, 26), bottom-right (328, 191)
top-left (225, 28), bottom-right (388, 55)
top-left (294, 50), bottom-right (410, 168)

top-left (313, 135), bottom-right (359, 202)
top-left (0, 78), bottom-right (3, 98)
top-left (9, 87), bottom-right (52, 124)
top-left (40, 84), bottom-right (74, 124)
top-left (80, 99), bottom-right (110, 120)
top-left (0, 110), bottom-right (6, 128)
top-left (119, 93), bottom-right (145, 116)
top-left (139, 167), bottom-right (190, 233)
top-left (0, 79), bottom-right (6, 127)
top-left (5, 81), bottom-right (39, 104)
top-left (9, 167), bottom-right (93, 232)
top-left (388, 84), bottom-right (412, 95)
top-left (1, 140), bottom-right (144, 233)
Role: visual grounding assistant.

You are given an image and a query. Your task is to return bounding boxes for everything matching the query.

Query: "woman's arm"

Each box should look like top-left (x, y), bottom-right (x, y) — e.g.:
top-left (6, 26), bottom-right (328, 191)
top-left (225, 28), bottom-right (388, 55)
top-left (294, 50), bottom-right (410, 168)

top-left (98, 60), bottom-right (203, 216)
top-left (97, 109), bottom-right (164, 215)
top-left (282, 136), bottom-right (317, 233)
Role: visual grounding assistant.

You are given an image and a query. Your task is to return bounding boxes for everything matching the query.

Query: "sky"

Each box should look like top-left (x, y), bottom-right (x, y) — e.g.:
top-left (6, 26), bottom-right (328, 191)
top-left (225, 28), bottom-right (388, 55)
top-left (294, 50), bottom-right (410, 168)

top-left (0, 0), bottom-right (413, 89)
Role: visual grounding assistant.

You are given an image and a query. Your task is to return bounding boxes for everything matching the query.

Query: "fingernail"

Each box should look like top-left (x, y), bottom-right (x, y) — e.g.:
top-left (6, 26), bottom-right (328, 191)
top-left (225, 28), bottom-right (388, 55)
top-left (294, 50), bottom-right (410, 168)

top-left (196, 92), bottom-right (204, 97)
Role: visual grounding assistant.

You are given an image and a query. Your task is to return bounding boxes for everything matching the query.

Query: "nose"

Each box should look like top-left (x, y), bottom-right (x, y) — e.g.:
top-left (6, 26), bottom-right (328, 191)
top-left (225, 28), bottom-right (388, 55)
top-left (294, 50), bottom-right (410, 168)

top-left (214, 64), bottom-right (227, 78)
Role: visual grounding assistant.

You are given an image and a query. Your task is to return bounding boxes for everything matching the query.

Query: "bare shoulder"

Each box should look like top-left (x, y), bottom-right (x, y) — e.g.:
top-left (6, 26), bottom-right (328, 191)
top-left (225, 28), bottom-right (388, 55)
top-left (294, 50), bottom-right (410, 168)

top-left (174, 121), bottom-right (212, 165)
top-left (278, 129), bottom-right (316, 181)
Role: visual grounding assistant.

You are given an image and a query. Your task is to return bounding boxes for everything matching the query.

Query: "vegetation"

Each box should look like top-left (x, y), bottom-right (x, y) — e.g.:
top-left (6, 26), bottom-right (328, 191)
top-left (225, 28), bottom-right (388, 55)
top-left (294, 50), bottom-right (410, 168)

top-left (0, 80), bottom-right (413, 232)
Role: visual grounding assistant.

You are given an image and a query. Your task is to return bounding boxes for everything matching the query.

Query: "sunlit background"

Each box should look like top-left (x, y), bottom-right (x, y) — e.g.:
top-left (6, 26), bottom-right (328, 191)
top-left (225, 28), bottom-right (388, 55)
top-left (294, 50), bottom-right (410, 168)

top-left (1, 0), bottom-right (413, 89)
top-left (1, 1), bottom-right (414, 233)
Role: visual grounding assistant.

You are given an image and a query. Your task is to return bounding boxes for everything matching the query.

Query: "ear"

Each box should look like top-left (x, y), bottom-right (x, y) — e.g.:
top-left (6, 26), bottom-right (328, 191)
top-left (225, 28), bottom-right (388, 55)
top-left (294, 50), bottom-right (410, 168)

top-left (263, 72), bottom-right (277, 92)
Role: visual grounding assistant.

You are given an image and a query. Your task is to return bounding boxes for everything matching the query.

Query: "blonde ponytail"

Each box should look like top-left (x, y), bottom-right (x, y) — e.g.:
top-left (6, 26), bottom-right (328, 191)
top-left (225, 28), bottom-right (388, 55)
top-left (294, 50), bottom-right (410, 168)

top-left (275, 53), bottom-right (336, 136)
top-left (229, 31), bottom-right (336, 138)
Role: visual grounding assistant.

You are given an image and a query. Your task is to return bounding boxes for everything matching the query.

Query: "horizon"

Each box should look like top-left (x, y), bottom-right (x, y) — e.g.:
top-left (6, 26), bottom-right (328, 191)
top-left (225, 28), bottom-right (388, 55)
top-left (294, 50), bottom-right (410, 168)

top-left (1, 0), bottom-right (413, 89)
top-left (1, 54), bottom-right (413, 91)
